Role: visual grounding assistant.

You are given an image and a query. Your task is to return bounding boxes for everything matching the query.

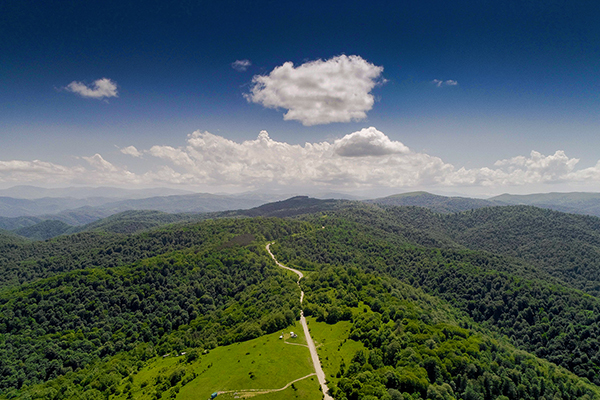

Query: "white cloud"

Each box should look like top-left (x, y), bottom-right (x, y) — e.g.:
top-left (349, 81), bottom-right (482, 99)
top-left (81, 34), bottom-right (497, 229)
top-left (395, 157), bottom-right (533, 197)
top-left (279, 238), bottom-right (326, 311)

top-left (231, 59), bottom-right (252, 71)
top-left (444, 151), bottom-right (581, 187)
top-left (333, 127), bottom-right (409, 157)
top-left (568, 161), bottom-right (600, 182)
top-left (143, 129), bottom-right (600, 191)
top-left (432, 79), bottom-right (458, 87)
top-left (245, 55), bottom-right (384, 126)
top-left (65, 78), bottom-right (118, 99)
top-left (0, 160), bottom-right (83, 183)
top-left (2, 129), bottom-right (600, 193)
top-left (82, 154), bottom-right (120, 172)
top-left (144, 128), bottom-right (451, 188)
top-left (120, 146), bottom-right (142, 157)
top-left (0, 156), bottom-right (137, 186)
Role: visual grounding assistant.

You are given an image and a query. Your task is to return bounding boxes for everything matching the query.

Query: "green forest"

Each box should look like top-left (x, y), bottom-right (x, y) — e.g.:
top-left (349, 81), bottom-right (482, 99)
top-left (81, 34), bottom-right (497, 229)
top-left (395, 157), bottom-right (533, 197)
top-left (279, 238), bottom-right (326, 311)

top-left (2, 199), bottom-right (600, 399)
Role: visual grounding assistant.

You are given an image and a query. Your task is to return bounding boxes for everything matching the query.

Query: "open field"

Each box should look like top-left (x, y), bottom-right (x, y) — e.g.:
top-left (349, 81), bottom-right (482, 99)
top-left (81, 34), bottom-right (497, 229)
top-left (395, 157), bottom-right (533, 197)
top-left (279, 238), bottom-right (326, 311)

top-left (114, 321), bottom-right (317, 400)
top-left (306, 313), bottom-right (366, 389)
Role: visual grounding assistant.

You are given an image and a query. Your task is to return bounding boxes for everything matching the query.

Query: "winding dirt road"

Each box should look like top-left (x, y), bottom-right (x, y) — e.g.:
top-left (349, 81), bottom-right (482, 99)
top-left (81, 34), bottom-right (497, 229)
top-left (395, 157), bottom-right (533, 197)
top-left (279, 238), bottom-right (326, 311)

top-left (266, 243), bottom-right (333, 400)
top-left (218, 373), bottom-right (316, 398)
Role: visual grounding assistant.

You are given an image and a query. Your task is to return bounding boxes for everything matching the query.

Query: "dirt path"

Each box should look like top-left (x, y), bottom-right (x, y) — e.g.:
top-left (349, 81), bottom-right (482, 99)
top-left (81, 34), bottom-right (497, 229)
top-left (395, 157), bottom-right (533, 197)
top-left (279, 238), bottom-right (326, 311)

top-left (266, 243), bottom-right (333, 400)
top-left (218, 373), bottom-right (316, 398)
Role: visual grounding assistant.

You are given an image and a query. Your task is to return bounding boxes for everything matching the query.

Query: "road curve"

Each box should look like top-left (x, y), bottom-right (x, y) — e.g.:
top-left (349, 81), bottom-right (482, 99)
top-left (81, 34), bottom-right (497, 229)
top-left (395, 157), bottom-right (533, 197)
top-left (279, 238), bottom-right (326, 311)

top-left (266, 243), bottom-right (332, 400)
top-left (218, 372), bottom-right (316, 396)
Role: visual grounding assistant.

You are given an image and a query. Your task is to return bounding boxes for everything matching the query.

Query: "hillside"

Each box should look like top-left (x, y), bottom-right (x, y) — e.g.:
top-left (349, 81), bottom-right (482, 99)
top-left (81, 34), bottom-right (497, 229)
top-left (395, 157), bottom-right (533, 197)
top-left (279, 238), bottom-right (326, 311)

top-left (74, 210), bottom-right (203, 235)
top-left (441, 205), bottom-right (600, 295)
top-left (366, 191), bottom-right (495, 213)
top-left (366, 191), bottom-right (600, 219)
top-left (237, 196), bottom-right (349, 218)
top-left (491, 192), bottom-right (600, 217)
top-left (1, 200), bottom-right (600, 398)
top-left (13, 220), bottom-right (74, 240)
top-left (272, 209), bottom-right (600, 382)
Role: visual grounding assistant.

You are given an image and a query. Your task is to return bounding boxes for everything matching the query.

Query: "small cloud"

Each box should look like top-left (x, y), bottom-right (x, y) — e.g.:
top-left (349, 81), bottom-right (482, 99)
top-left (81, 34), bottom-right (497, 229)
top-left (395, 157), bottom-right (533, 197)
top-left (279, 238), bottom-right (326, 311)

top-left (245, 55), bottom-right (385, 126)
top-left (231, 59), bottom-right (252, 72)
top-left (432, 79), bottom-right (458, 87)
top-left (120, 146), bottom-right (142, 158)
top-left (334, 127), bottom-right (409, 157)
top-left (65, 78), bottom-right (118, 99)
top-left (81, 154), bottom-right (119, 172)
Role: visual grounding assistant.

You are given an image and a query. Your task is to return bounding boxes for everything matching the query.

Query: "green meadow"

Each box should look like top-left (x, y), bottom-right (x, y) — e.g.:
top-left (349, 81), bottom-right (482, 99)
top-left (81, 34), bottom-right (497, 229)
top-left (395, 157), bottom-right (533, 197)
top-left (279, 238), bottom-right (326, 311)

top-left (306, 313), bottom-right (366, 390)
top-left (114, 321), bottom-right (318, 400)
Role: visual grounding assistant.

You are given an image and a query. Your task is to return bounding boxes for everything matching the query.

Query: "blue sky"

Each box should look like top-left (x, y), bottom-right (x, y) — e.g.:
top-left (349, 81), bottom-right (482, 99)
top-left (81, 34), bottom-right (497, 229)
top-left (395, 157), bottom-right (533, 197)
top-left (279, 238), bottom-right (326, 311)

top-left (1, 0), bottom-right (599, 196)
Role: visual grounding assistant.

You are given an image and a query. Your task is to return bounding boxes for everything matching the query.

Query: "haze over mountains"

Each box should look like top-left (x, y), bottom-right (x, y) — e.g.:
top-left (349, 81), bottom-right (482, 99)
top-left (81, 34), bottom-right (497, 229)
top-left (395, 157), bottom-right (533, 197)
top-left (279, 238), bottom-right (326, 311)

top-left (3, 186), bottom-right (600, 242)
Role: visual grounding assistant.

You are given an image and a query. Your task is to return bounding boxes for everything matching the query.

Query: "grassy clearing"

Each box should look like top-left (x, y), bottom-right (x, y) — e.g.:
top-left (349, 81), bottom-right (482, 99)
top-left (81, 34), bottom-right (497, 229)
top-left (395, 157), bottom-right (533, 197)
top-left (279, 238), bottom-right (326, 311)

top-left (306, 313), bottom-right (366, 389)
top-left (246, 374), bottom-right (322, 400)
top-left (114, 320), bottom-right (315, 400)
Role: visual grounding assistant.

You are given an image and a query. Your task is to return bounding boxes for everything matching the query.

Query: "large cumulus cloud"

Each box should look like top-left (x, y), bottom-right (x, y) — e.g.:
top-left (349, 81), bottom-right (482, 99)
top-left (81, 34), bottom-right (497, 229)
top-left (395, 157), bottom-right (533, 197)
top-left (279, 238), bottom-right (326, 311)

top-left (2, 128), bottom-right (600, 192)
top-left (245, 55), bottom-right (384, 126)
top-left (144, 128), bottom-right (451, 188)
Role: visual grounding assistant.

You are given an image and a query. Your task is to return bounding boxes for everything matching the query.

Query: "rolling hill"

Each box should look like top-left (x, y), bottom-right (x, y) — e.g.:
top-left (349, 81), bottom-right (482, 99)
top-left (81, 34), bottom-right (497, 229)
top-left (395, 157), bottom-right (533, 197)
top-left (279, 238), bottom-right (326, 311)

top-left (365, 191), bottom-right (495, 213)
top-left (490, 192), bottom-right (600, 217)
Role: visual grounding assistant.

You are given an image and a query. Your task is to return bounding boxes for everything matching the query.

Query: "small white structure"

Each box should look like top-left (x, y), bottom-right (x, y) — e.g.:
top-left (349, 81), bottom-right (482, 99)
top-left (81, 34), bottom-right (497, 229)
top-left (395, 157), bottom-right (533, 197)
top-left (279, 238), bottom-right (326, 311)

top-left (279, 335), bottom-right (283, 339)
top-left (290, 331), bottom-right (298, 338)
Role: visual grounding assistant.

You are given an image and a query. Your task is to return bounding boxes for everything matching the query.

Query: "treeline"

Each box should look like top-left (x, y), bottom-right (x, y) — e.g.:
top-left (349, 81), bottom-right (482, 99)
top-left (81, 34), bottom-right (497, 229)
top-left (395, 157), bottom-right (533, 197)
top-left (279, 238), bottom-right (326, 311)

top-left (302, 267), bottom-right (600, 400)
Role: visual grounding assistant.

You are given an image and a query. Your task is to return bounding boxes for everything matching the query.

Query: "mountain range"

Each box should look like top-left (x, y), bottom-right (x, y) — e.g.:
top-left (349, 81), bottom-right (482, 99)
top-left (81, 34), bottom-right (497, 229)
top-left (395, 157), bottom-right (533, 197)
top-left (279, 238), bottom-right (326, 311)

top-left (4, 188), bottom-right (600, 242)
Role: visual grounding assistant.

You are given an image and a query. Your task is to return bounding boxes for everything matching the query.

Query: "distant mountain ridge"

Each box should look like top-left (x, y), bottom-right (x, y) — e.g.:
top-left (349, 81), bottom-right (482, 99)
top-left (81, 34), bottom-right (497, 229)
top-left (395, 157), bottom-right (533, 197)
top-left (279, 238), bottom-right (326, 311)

top-left (366, 191), bottom-right (600, 218)
top-left (365, 191), bottom-right (496, 212)
top-left (0, 192), bottom-right (282, 225)
top-left (6, 189), bottom-right (600, 241)
top-left (490, 192), bottom-right (600, 217)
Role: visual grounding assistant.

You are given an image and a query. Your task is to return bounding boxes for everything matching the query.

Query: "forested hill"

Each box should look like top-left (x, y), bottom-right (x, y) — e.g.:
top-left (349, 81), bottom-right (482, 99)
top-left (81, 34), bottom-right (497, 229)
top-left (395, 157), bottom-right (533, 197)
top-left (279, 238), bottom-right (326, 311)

top-left (365, 191), bottom-right (495, 213)
top-left (441, 205), bottom-right (600, 294)
top-left (490, 192), bottom-right (600, 217)
top-left (0, 217), bottom-right (313, 291)
top-left (291, 202), bottom-right (600, 297)
top-left (367, 191), bottom-right (600, 218)
top-left (236, 195), bottom-right (349, 217)
top-left (2, 201), bottom-right (600, 399)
